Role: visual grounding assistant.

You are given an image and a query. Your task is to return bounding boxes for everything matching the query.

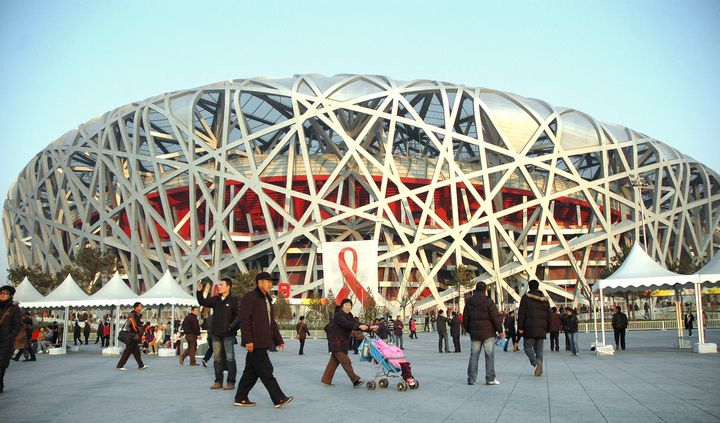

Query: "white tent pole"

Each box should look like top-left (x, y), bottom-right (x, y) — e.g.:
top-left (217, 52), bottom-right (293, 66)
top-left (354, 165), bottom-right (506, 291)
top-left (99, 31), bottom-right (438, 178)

top-left (62, 306), bottom-right (69, 350)
top-left (592, 291), bottom-right (599, 350)
top-left (171, 303), bottom-right (175, 347)
top-left (695, 281), bottom-right (705, 344)
top-left (599, 286), bottom-right (606, 346)
top-left (114, 304), bottom-right (120, 347)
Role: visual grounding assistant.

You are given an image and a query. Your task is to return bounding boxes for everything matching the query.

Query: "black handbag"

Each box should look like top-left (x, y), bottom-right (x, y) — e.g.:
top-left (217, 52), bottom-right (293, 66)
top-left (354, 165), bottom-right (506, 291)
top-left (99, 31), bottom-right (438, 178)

top-left (118, 330), bottom-right (132, 344)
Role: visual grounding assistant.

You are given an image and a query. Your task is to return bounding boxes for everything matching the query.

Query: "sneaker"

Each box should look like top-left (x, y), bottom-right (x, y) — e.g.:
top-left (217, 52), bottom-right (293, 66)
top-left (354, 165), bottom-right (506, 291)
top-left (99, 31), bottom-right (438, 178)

top-left (352, 379), bottom-right (364, 389)
top-left (139, 365), bottom-right (149, 371)
top-left (274, 396), bottom-right (293, 409)
top-left (210, 383), bottom-right (223, 390)
top-left (486, 379), bottom-right (500, 385)
top-left (234, 400), bottom-right (256, 407)
top-left (467, 381), bottom-right (474, 385)
top-left (202, 360), bottom-right (207, 368)
top-left (534, 362), bottom-right (543, 377)
top-left (116, 367), bottom-right (128, 371)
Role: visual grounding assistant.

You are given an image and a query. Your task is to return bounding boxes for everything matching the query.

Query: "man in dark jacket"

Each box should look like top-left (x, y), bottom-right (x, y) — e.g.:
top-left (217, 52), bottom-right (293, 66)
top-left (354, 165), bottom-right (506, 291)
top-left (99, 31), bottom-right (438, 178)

top-left (234, 272), bottom-right (293, 408)
top-left (449, 311), bottom-right (462, 353)
top-left (393, 315), bottom-right (404, 350)
top-left (115, 302), bottom-right (148, 371)
top-left (83, 321), bottom-right (91, 345)
top-left (517, 280), bottom-right (550, 377)
top-left (196, 278), bottom-right (240, 390)
top-left (295, 316), bottom-right (310, 355)
top-left (95, 320), bottom-right (103, 344)
top-left (179, 307), bottom-right (201, 366)
top-left (463, 282), bottom-right (504, 385)
top-left (549, 307), bottom-right (562, 352)
top-left (612, 306), bottom-right (628, 350)
top-left (436, 310), bottom-right (450, 353)
top-left (73, 320), bottom-right (82, 345)
top-left (0, 284), bottom-right (23, 393)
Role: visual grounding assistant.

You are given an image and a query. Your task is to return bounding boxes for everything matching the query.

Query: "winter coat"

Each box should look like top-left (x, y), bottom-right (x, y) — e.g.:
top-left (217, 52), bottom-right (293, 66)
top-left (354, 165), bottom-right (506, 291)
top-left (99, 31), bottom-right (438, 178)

top-left (393, 319), bottom-right (404, 336)
top-left (0, 301), bottom-right (23, 368)
top-left (124, 311), bottom-right (144, 341)
top-left (239, 287), bottom-right (283, 350)
top-left (684, 313), bottom-right (694, 330)
top-left (462, 291), bottom-right (502, 341)
top-left (503, 316), bottom-right (516, 337)
top-left (517, 290), bottom-right (550, 339)
top-left (83, 323), bottom-right (91, 336)
top-left (409, 319), bottom-right (417, 332)
top-left (565, 315), bottom-right (579, 333)
top-left (196, 291), bottom-right (240, 338)
top-left (449, 316), bottom-right (462, 337)
top-left (295, 321), bottom-right (310, 340)
top-left (611, 312), bottom-right (628, 330)
top-left (181, 313), bottom-right (201, 336)
top-left (436, 315), bottom-right (449, 334)
top-left (326, 309), bottom-right (363, 353)
top-left (549, 312), bottom-right (563, 332)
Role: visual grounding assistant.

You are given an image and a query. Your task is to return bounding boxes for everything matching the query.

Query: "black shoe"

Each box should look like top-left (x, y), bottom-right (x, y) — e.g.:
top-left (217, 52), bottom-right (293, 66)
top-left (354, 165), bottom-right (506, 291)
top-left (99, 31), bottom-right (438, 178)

top-left (353, 379), bottom-right (364, 389)
top-left (234, 400), bottom-right (256, 407)
top-left (275, 396), bottom-right (293, 408)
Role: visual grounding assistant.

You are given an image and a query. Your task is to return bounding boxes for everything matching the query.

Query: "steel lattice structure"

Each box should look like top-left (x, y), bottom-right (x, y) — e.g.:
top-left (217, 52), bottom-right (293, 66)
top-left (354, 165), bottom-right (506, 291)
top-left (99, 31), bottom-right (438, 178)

top-left (4, 75), bottom-right (720, 310)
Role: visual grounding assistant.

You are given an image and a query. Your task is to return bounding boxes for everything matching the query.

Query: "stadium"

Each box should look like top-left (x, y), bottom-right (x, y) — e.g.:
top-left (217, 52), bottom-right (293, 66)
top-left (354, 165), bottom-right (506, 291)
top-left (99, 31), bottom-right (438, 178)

top-left (3, 74), bottom-right (719, 311)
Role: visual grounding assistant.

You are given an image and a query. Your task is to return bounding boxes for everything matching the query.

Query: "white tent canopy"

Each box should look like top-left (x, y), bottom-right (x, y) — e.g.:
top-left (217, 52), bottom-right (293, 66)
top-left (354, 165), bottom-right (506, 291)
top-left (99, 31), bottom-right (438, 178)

top-left (593, 244), bottom-right (696, 293)
top-left (14, 277), bottom-right (44, 302)
top-left (694, 253), bottom-right (720, 284)
top-left (139, 270), bottom-right (198, 306)
top-left (87, 271), bottom-right (139, 306)
top-left (20, 275), bottom-right (90, 309)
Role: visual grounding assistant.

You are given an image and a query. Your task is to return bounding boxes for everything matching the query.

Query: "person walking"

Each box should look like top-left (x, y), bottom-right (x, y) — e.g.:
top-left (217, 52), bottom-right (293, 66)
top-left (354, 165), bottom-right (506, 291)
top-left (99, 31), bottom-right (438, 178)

top-left (73, 320), bottom-right (82, 346)
top-left (83, 321), bottom-right (91, 345)
top-left (234, 272), bottom-right (293, 408)
top-left (423, 314), bottom-right (430, 332)
top-left (95, 321), bottom-right (103, 345)
top-left (295, 316), bottom-right (310, 355)
top-left (321, 298), bottom-right (376, 388)
top-left (393, 316), bottom-right (404, 350)
top-left (102, 321), bottom-right (111, 347)
top-left (115, 302), bottom-right (149, 371)
top-left (13, 313), bottom-right (36, 362)
top-left (612, 306), bottom-right (628, 350)
top-left (409, 317), bottom-right (417, 339)
top-left (549, 307), bottom-right (562, 352)
top-left (450, 311), bottom-right (462, 353)
top-left (517, 279), bottom-right (550, 377)
top-left (503, 310), bottom-right (517, 352)
top-left (436, 310), bottom-right (450, 353)
top-left (179, 307), bottom-right (201, 366)
top-left (559, 307), bottom-right (570, 351)
top-left (196, 278), bottom-right (240, 390)
top-left (684, 311), bottom-right (695, 337)
top-left (0, 285), bottom-right (22, 393)
top-left (463, 282), bottom-right (504, 385)
top-left (565, 308), bottom-right (579, 355)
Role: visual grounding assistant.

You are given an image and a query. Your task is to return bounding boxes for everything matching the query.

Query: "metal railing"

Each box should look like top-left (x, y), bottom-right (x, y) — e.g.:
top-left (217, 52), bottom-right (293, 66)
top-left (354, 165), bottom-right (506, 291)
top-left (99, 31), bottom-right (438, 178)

top-left (579, 318), bottom-right (719, 333)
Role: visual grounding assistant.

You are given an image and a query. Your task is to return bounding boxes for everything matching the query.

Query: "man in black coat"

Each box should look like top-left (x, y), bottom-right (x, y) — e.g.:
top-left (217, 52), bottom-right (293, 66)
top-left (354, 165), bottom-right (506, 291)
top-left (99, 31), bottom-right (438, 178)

top-left (196, 278), bottom-right (240, 390)
top-left (463, 282), bottom-right (504, 385)
top-left (179, 307), bottom-right (201, 366)
top-left (449, 311), bottom-right (462, 353)
top-left (0, 285), bottom-right (23, 393)
top-left (234, 272), bottom-right (293, 408)
top-left (612, 306), bottom-right (629, 350)
top-left (436, 310), bottom-right (450, 353)
top-left (83, 321), bottom-right (91, 345)
top-left (517, 280), bottom-right (550, 377)
top-left (115, 302), bottom-right (148, 371)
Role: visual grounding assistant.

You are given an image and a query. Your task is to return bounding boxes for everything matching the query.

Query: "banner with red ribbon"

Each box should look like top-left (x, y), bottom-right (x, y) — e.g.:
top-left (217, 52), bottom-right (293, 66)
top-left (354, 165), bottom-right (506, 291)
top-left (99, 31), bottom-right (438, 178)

top-left (322, 240), bottom-right (378, 311)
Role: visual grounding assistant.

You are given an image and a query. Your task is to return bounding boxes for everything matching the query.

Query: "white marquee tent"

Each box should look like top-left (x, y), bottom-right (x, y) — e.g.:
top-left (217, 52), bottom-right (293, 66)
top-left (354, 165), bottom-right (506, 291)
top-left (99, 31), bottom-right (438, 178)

top-left (13, 277), bottom-right (44, 302)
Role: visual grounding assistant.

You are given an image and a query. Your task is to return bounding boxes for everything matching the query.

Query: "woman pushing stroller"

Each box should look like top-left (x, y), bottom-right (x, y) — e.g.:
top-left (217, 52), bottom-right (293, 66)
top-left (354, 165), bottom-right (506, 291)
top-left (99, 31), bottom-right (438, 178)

top-left (322, 299), bottom-right (378, 388)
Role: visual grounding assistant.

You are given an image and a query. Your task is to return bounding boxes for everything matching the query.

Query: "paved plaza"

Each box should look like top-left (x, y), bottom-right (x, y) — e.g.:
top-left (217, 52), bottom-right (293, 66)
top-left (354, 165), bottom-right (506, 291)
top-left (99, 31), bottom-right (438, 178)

top-left (2, 329), bottom-right (719, 423)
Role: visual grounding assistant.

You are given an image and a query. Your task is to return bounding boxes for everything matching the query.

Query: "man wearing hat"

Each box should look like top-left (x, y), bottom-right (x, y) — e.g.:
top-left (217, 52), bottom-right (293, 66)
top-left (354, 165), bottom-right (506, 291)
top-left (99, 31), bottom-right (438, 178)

top-left (0, 284), bottom-right (23, 393)
top-left (234, 272), bottom-right (293, 408)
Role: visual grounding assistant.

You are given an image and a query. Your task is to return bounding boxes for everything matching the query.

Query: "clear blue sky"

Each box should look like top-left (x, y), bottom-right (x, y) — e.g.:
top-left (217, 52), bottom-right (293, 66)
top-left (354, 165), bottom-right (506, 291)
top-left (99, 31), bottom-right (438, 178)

top-left (1, 0), bottom-right (719, 281)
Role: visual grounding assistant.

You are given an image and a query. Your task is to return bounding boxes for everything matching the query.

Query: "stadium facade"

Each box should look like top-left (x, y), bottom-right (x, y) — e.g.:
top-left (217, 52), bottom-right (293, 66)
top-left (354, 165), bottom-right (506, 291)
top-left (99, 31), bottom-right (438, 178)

top-left (4, 75), bottom-right (719, 311)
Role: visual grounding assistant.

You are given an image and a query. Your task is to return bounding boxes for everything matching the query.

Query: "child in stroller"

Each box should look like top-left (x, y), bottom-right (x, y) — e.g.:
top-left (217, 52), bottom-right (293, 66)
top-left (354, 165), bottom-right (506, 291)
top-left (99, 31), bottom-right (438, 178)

top-left (359, 335), bottom-right (418, 391)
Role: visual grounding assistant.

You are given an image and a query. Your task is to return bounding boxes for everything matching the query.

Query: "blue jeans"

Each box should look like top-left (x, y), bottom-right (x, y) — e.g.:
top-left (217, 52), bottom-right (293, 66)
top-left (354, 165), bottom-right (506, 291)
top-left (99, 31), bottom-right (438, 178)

top-left (523, 338), bottom-right (544, 366)
top-left (467, 337), bottom-right (496, 384)
top-left (212, 336), bottom-right (237, 384)
top-left (569, 332), bottom-right (579, 354)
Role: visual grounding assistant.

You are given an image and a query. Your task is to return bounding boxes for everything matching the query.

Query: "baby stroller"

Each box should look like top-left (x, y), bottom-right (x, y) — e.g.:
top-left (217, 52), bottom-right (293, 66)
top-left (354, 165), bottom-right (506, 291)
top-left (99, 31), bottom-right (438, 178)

top-left (359, 334), bottom-right (419, 391)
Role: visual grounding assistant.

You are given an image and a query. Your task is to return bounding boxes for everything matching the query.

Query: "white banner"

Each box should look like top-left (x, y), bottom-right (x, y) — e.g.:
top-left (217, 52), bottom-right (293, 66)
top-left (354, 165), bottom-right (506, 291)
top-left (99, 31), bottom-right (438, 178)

top-left (322, 240), bottom-right (378, 312)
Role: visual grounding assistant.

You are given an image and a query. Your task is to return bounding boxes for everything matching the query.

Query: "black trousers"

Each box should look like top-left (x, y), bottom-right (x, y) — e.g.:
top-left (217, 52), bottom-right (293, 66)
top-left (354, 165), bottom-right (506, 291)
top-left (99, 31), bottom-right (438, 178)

top-left (438, 332), bottom-right (449, 352)
top-left (203, 336), bottom-right (213, 362)
top-left (235, 349), bottom-right (286, 405)
top-left (0, 367), bottom-right (5, 391)
top-left (452, 335), bottom-right (461, 352)
top-left (14, 347), bottom-right (35, 361)
top-left (299, 338), bottom-right (306, 355)
top-left (116, 338), bottom-right (144, 368)
top-left (550, 331), bottom-right (560, 351)
top-left (84, 334), bottom-right (89, 345)
top-left (614, 329), bottom-right (626, 350)
top-left (564, 332), bottom-right (570, 350)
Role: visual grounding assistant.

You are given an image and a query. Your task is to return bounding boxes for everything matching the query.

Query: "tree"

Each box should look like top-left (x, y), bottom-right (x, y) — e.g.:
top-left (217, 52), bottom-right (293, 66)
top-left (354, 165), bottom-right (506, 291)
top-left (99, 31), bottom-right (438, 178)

top-left (452, 264), bottom-right (475, 311)
top-left (74, 246), bottom-right (117, 293)
top-left (8, 264), bottom-right (56, 295)
top-left (361, 286), bottom-right (379, 323)
top-left (274, 295), bottom-right (292, 324)
top-left (54, 265), bottom-right (85, 289)
top-left (230, 270), bottom-right (259, 297)
top-left (305, 289), bottom-right (326, 330)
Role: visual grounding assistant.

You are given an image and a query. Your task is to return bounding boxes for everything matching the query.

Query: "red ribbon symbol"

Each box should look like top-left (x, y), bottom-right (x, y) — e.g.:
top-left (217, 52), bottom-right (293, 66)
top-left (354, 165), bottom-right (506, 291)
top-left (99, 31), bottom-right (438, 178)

top-left (336, 247), bottom-right (367, 305)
